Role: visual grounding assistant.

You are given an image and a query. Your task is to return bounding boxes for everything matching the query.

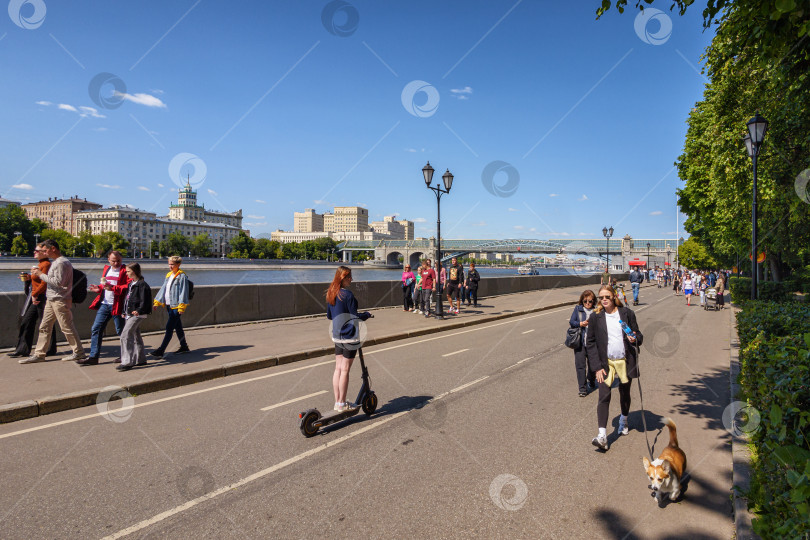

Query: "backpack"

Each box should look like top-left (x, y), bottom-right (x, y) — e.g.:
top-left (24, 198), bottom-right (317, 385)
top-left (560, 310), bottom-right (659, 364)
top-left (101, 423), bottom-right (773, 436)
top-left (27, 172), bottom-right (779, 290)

top-left (72, 268), bottom-right (88, 304)
top-left (187, 279), bottom-right (195, 300)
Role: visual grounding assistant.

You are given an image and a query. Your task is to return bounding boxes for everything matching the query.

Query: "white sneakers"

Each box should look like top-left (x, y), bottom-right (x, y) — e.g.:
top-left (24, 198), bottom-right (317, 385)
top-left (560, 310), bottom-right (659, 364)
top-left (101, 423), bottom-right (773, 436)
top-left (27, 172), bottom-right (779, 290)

top-left (414, 310), bottom-right (421, 315)
top-left (19, 355), bottom-right (45, 364)
top-left (591, 435), bottom-right (608, 450)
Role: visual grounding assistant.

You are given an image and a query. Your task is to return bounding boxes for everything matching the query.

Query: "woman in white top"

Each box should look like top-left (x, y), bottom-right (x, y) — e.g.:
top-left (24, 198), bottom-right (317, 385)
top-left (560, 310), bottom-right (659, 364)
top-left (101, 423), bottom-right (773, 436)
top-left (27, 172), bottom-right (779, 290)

top-left (585, 285), bottom-right (643, 451)
top-left (682, 274), bottom-right (694, 306)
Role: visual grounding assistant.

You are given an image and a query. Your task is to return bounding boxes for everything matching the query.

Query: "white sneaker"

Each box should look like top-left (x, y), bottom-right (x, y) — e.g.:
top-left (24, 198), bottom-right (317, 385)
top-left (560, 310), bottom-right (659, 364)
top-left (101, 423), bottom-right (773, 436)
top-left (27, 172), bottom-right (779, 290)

top-left (591, 435), bottom-right (608, 450)
top-left (62, 352), bottom-right (87, 362)
top-left (618, 418), bottom-right (629, 436)
top-left (19, 355), bottom-right (45, 364)
top-left (414, 310), bottom-right (421, 315)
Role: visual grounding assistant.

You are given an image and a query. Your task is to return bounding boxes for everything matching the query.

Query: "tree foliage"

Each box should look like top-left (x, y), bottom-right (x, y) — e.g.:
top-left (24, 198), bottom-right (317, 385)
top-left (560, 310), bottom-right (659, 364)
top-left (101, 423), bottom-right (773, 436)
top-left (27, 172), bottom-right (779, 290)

top-left (10, 235), bottom-right (28, 256)
top-left (162, 232), bottom-right (190, 257)
top-left (190, 234), bottom-right (212, 257)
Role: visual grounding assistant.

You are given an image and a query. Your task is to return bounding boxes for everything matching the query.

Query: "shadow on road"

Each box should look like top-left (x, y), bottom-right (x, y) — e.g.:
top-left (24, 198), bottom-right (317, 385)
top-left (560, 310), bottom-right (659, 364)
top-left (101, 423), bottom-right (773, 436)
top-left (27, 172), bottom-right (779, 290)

top-left (319, 395), bottom-right (434, 435)
top-left (593, 508), bottom-right (724, 539)
top-left (669, 367), bottom-right (728, 432)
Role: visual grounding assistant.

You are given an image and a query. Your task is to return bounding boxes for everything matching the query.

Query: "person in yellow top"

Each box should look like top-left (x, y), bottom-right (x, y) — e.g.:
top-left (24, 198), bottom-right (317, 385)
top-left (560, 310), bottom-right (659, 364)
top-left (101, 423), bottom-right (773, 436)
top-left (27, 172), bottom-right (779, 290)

top-left (150, 256), bottom-right (191, 357)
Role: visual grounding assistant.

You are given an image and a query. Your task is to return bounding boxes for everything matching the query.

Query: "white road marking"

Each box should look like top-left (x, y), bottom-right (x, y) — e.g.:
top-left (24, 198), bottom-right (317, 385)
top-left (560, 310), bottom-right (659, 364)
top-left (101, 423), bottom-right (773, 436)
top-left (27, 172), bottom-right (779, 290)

top-left (103, 371), bottom-right (492, 539)
top-left (260, 390), bottom-right (327, 411)
top-left (502, 356), bottom-right (534, 371)
top-left (0, 306), bottom-right (571, 440)
top-left (442, 348), bottom-right (469, 357)
top-left (522, 329), bottom-right (535, 334)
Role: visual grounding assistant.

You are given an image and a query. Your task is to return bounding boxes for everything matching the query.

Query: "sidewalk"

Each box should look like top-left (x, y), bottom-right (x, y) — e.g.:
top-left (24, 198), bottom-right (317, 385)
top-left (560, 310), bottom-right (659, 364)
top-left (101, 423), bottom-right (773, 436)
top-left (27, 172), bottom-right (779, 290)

top-left (0, 282), bottom-right (654, 423)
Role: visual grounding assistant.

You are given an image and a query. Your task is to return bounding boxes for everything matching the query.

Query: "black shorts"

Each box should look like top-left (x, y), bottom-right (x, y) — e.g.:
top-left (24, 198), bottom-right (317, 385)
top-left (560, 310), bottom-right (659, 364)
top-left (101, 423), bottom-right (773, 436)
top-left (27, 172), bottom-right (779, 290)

top-left (446, 283), bottom-right (459, 299)
top-left (334, 343), bottom-right (359, 359)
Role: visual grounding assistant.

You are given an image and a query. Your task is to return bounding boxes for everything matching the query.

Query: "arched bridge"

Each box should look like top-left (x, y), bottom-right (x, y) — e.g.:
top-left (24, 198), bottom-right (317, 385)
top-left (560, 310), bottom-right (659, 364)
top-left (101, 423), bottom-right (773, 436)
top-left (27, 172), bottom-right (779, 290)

top-left (337, 237), bottom-right (684, 269)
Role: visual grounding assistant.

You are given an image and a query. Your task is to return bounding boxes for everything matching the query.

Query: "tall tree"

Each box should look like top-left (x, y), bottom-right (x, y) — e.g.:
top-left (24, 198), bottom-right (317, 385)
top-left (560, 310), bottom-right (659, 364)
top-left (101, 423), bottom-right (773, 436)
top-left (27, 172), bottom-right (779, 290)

top-left (190, 234), bottom-right (212, 257)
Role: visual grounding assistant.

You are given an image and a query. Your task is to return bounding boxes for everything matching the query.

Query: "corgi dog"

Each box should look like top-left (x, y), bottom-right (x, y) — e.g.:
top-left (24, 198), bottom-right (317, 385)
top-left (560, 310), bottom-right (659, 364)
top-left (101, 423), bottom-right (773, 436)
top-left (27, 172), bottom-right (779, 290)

top-left (642, 418), bottom-right (687, 504)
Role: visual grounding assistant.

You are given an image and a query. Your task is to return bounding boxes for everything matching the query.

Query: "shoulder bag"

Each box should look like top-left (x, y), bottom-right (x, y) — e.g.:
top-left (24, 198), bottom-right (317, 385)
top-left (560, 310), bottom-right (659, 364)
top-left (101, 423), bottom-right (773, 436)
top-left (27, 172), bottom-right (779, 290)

top-left (565, 309), bottom-right (584, 349)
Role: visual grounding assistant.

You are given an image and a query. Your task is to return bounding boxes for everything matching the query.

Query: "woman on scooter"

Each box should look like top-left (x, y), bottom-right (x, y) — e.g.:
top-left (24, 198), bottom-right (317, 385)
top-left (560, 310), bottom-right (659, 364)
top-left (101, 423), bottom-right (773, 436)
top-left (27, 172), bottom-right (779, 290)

top-left (326, 266), bottom-right (372, 412)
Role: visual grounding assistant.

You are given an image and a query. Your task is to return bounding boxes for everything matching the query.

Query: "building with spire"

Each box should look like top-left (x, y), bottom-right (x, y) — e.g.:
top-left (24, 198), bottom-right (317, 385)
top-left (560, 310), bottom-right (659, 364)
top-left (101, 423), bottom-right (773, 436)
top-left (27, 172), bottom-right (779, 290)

top-left (168, 179), bottom-right (242, 227)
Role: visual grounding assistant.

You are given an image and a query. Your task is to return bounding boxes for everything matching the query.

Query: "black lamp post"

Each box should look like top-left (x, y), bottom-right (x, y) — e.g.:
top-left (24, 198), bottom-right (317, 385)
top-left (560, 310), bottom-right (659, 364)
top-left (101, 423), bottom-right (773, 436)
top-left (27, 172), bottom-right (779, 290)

top-left (646, 242), bottom-right (651, 274)
top-left (602, 226), bottom-right (614, 274)
top-left (743, 111), bottom-right (768, 300)
top-left (423, 161), bottom-right (454, 320)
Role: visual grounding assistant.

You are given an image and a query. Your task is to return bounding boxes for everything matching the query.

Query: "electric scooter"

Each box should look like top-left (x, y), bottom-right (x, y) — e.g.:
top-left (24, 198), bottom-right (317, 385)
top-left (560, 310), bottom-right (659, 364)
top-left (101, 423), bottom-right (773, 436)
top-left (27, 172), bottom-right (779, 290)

top-left (298, 346), bottom-right (378, 438)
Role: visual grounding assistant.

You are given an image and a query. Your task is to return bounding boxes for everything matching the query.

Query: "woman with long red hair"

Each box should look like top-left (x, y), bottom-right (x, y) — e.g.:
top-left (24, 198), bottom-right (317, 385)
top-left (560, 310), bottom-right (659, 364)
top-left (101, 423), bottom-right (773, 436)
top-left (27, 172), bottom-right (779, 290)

top-left (326, 266), bottom-right (371, 412)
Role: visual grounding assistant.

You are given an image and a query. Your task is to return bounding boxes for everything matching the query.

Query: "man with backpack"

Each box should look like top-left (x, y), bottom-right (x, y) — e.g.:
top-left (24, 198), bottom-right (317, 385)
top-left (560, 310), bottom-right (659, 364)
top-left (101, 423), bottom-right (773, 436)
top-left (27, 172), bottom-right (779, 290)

top-left (20, 239), bottom-right (87, 363)
top-left (629, 266), bottom-right (644, 306)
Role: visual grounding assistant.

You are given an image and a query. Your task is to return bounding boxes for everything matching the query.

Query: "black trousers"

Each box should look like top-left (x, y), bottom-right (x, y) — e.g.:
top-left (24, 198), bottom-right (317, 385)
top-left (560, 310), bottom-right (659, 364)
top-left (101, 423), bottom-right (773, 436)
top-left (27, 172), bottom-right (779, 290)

top-left (15, 298), bottom-right (57, 356)
top-left (402, 284), bottom-right (414, 310)
top-left (468, 287), bottom-right (478, 306)
top-left (573, 347), bottom-right (596, 393)
top-left (597, 380), bottom-right (632, 428)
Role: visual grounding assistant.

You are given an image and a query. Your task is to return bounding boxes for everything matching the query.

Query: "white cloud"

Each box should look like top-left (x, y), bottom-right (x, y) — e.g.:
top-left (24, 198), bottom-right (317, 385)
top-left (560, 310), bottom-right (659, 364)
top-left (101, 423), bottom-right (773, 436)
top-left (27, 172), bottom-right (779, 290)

top-left (114, 92), bottom-right (167, 108)
top-left (247, 214), bottom-right (265, 219)
top-left (508, 208), bottom-right (518, 212)
top-left (150, 88), bottom-right (165, 95)
top-left (78, 106), bottom-right (105, 119)
top-left (549, 193), bottom-right (558, 197)
top-left (207, 189), bottom-right (218, 196)
top-left (578, 232), bottom-right (587, 236)
top-left (92, 127), bottom-right (108, 132)
top-left (36, 100), bottom-right (52, 106)
top-left (138, 186), bottom-right (150, 191)
top-left (58, 104), bottom-right (78, 112)
top-left (96, 183), bottom-right (121, 189)
top-left (244, 222), bottom-right (268, 227)
top-left (157, 183), bottom-right (165, 188)
top-left (404, 148), bottom-right (417, 153)
top-left (313, 199), bottom-right (328, 205)
top-left (470, 220), bottom-right (486, 226)
top-left (255, 199), bottom-right (266, 204)
top-left (529, 227), bottom-right (537, 232)
top-left (413, 217), bottom-right (427, 223)
top-left (450, 86), bottom-right (473, 95)
top-left (649, 210), bottom-right (663, 216)
top-left (11, 183), bottom-right (34, 190)
top-left (578, 194), bottom-right (588, 201)
top-left (514, 225), bottom-right (524, 230)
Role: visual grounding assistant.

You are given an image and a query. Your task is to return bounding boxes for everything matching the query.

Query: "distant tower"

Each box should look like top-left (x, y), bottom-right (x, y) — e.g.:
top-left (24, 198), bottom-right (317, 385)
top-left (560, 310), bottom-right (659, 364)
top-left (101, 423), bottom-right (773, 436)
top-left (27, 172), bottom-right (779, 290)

top-left (169, 176), bottom-right (204, 221)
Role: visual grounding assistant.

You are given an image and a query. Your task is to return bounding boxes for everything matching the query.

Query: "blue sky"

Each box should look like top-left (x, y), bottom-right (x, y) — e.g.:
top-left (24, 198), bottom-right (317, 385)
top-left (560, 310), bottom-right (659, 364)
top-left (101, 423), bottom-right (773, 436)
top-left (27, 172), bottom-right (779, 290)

top-left (0, 0), bottom-right (714, 240)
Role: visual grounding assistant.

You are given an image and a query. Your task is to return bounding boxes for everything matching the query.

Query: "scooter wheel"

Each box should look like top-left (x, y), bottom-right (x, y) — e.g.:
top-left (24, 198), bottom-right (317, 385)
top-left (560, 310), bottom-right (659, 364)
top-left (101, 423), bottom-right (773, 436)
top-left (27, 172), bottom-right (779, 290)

top-left (300, 410), bottom-right (321, 438)
top-left (362, 392), bottom-right (378, 416)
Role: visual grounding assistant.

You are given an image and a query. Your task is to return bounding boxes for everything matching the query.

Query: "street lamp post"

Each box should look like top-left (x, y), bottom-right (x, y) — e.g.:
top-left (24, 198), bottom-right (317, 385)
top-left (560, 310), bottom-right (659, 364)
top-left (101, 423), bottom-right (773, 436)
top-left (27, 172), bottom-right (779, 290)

top-left (602, 226), bottom-right (614, 274)
top-left (646, 242), bottom-right (651, 274)
top-left (423, 162), bottom-right (454, 320)
top-left (743, 111), bottom-right (768, 300)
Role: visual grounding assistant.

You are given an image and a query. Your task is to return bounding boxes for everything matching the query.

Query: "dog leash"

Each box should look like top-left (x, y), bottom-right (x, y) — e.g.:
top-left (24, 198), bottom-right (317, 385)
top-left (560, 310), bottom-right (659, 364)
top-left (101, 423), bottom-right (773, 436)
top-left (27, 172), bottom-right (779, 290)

top-left (636, 342), bottom-right (655, 461)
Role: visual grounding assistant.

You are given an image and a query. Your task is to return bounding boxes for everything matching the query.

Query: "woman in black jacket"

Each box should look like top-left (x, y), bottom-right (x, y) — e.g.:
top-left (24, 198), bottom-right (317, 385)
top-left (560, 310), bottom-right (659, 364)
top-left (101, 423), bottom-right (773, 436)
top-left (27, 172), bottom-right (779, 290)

top-left (585, 285), bottom-right (643, 450)
top-left (118, 263), bottom-right (152, 371)
top-left (569, 289), bottom-right (597, 396)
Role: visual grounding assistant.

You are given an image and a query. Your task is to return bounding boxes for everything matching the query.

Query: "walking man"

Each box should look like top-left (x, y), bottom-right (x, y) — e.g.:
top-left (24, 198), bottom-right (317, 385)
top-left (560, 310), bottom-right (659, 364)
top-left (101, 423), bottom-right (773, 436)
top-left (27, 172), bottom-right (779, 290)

top-left (446, 257), bottom-right (464, 314)
top-left (418, 259), bottom-right (436, 318)
top-left (465, 262), bottom-right (480, 307)
top-left (20, 239), bottom-right (86, 363)
top-left (629, 266), bottom-right (644, 306)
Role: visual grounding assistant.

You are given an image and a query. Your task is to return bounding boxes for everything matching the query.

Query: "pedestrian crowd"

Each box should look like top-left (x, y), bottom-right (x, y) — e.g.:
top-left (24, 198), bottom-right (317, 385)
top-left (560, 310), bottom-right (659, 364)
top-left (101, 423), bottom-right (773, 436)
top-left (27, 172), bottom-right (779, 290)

top-left (402, 256), bottom-right (480, 318)
top-left (10, 239), bottom-right (193, 371)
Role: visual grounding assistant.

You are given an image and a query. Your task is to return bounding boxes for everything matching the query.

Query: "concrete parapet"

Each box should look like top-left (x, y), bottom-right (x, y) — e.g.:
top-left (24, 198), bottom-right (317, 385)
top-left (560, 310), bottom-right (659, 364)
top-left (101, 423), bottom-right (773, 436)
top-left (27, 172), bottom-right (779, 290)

top-left (0, 273), bottom-right (627, 349)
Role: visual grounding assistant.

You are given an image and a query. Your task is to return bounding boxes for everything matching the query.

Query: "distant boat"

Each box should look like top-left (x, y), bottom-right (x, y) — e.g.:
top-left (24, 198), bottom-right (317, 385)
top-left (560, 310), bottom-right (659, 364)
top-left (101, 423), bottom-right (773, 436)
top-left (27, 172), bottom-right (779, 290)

top-left (517, 263), bottom-right (540, 275)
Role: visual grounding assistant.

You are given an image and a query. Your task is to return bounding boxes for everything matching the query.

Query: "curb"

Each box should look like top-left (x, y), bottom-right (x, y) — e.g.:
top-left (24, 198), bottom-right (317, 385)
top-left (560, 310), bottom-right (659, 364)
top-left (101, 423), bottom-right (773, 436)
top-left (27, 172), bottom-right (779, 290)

top-left (729, 304), bottom-right (761, 540)
top-left (0, 298), bottom-right (579, 424)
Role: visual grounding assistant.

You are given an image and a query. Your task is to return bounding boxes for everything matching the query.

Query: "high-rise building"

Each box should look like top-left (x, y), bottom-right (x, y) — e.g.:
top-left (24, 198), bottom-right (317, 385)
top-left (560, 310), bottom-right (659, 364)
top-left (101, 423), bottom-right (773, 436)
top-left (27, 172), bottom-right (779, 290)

top-left (398, 219), bottom-right (415, 240)
top-left (294, 208), bottom-right (324, 232)
top-left (332, 206), bottom-right (369, 232)
top-left (22, 196), bottom-right (103, 234)
top-left (323, 212), bottom-right (335, 232)
top-left (370, 215), bottom-right (406, 239)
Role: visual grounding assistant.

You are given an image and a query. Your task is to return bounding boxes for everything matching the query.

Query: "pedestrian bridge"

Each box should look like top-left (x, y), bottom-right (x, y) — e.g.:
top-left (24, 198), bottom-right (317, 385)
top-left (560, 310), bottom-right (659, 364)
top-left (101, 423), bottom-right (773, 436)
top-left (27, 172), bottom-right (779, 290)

top-left (337, 237), bottom-right (683, 269)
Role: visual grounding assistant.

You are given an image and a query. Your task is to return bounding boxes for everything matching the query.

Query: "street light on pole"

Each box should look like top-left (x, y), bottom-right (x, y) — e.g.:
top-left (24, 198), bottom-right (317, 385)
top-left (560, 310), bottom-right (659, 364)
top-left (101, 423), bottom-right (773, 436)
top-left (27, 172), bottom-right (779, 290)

top-left (646, 242), bottom-right (651, 273)
top-left (744, 111), bottom-right (768, 300)
top-left (602, 226), bottom-right (614, 275)
top-left (423, 161), bottom-right (454, 320)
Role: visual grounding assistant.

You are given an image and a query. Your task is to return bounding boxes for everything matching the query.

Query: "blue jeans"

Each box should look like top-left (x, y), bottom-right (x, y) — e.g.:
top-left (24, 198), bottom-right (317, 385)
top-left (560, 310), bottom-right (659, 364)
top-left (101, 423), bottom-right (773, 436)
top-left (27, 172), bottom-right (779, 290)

top-left (631, 282), bottom-right (640, 303)
top-left (89, 303), bottom-right (125, 358)
top-left (157, 306), bottom-right (187, 351)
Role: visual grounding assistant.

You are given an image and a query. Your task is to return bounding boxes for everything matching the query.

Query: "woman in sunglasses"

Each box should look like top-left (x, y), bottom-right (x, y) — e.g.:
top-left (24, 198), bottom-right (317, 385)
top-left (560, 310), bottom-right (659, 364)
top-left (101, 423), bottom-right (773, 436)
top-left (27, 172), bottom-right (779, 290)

top-left (586, 285), bottom-right (643, 451)
top-left (569, 289), bottom-right (597, 397)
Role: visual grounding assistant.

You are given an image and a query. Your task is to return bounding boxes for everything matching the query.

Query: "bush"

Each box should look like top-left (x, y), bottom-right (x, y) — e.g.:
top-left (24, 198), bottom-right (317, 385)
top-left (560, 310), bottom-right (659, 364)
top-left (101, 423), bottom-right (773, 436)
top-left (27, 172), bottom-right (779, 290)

top-left (736, 302), bottom-right (810, 539)
top-left (758, 281), bottom-right (790, 302)
top-left (729, 276), bottom-right (752, 303)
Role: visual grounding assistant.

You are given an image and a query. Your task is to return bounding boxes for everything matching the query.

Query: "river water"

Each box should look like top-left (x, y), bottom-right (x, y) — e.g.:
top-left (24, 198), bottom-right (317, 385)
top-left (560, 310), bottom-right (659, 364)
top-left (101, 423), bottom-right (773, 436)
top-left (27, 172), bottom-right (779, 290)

top-left (0, 266), bottom-right (594, 293)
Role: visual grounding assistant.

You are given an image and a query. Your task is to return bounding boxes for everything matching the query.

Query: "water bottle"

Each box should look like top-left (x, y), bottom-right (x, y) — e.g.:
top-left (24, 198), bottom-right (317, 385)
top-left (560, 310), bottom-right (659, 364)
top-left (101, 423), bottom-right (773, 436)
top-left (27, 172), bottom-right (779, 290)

top-left (619, 319), bottom-right (636, 340)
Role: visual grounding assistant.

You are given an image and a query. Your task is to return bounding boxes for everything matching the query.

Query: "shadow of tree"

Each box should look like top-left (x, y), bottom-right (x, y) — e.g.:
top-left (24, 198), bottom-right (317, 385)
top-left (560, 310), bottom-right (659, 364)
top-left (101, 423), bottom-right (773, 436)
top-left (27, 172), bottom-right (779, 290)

top-left (669, 367), bottom-right (728, 432)
top-left (594, 508), bottom-right (726, 540)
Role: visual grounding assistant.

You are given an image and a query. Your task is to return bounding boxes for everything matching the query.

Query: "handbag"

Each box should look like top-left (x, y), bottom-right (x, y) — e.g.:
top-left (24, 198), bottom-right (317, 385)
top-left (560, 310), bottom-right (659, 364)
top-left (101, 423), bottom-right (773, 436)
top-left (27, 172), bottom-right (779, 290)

top-left (564, 309), bottom-right (584, 349)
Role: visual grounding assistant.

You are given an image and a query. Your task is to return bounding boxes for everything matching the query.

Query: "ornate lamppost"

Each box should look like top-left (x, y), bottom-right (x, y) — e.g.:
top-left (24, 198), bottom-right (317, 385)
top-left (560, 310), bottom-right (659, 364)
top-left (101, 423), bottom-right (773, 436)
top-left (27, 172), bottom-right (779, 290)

top-left (602, 226), bottom-right (614, 275)
top-left (743, 111), bottom-right (768, 300)
top-left (423, 162), bottom-right (454, 320)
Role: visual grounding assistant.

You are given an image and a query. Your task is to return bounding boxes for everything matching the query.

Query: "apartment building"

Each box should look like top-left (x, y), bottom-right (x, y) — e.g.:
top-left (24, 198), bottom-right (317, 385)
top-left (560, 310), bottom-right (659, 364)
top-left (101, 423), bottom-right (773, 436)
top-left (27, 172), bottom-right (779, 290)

top-left (22, 196), bottom-right (103, 234)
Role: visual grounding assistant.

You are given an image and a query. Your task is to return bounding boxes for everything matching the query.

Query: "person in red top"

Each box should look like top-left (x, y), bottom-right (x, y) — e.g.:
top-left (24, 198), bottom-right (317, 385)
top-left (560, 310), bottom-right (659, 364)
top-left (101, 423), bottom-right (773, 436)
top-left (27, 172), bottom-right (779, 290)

top-left (419, 259), bottom-right (436, 318)
top-left (81, 251), bottom-right (130, 365)
top-left (8, 246), bottom-right (57, 358)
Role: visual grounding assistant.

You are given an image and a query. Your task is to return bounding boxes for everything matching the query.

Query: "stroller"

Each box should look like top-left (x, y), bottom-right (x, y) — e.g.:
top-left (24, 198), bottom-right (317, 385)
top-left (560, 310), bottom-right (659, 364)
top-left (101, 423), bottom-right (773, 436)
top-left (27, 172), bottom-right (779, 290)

top-left (704, 287), bottom-right (719, 311)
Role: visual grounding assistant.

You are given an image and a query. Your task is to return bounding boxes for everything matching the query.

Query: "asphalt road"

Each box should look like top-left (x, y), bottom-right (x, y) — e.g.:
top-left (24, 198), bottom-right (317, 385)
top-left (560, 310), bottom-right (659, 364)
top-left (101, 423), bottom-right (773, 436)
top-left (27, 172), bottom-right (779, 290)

top-left (0, 284), bottom-right (734, 539)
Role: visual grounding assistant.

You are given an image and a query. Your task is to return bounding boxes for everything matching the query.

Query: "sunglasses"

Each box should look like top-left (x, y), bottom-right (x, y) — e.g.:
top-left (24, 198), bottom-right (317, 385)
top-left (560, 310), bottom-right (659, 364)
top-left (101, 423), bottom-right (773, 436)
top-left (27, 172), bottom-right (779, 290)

top-left (583, 299), bottom-right (594, 303)
top-left (598, 295), bottom-right (613, 300)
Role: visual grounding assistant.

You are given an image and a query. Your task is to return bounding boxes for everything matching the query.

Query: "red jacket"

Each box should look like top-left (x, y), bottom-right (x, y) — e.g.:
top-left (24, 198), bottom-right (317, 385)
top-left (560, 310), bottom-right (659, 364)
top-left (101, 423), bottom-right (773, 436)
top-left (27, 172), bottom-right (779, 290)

top-left (88, 264), bottom-right (130, 316)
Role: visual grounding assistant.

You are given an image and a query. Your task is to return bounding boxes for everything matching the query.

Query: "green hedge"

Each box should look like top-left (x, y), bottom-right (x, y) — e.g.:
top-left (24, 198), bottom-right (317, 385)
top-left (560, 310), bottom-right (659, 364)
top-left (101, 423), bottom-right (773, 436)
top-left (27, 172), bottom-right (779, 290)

top-left (729, 276), bottom-right (752, 303)
top-left (737, 302), bottom-right (810, 538)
